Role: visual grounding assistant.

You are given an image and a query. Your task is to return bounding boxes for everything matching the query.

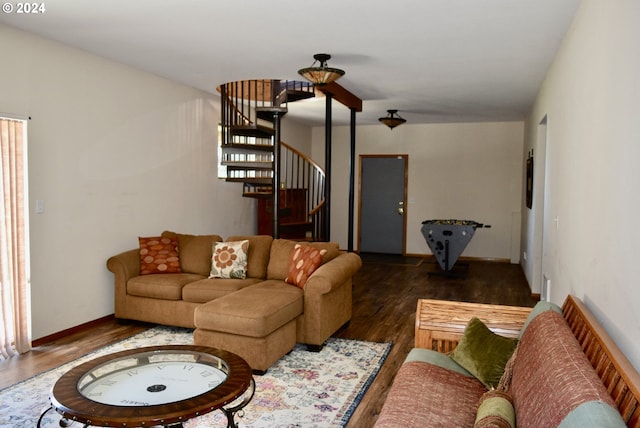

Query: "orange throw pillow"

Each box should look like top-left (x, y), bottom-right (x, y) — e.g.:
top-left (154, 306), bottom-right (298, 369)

top-left (139, 236), bottom-right (181, 275)
top-left (285, 244), bottom-right (327, 288)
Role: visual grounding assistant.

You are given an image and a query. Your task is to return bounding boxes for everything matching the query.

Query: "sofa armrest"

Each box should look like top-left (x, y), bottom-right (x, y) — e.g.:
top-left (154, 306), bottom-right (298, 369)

top-left (106, 249), bottom-right (140, 317)
top-left (304, 252), bottom-right (362, 295)
top-left (404, 348), bottom-right (473, 377)
top-left (295, 251), bottom-right (361, 346)
top-left (106, 249), bottom-right (140, 280)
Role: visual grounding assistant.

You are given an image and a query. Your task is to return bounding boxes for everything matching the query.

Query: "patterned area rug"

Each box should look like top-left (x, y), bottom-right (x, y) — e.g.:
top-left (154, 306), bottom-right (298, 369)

top-left (0, 326), bottom-right (391, 427)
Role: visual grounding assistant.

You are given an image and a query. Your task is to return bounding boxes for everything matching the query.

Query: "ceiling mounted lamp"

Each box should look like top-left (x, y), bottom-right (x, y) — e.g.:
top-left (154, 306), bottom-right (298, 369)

top-left (379, 109), bottom-right (407, 130)
top-left (298, 53), bottom-right (345, 86)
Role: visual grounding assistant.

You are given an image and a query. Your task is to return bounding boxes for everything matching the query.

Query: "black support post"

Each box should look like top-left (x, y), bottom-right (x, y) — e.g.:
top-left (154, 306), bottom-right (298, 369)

top-left (273, 111), bottom-right (281, 238)
top-left (348, 107), bottom-right (356, 252)
top-left (324, 93), bottom-right (333, 242)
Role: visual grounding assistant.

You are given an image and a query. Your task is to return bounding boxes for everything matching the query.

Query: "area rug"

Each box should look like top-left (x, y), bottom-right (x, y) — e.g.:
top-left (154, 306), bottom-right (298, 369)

top-left (0, 326), bottom-right (391, 428)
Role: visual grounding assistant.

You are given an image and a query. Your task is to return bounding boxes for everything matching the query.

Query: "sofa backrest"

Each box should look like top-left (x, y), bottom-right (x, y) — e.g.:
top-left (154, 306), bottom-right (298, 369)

top-left (161, 231), bottom-right (222, 276)
top-left (518, 300), bottom-right (562, 339)
top-left (510, 310), bottom-right (625, 428)
top-left (157, 233), bottom-right (342, 281)
top-left (226, 235), bottom-right (273, 279)
top-left (266, 239), bottom-right (341, 280)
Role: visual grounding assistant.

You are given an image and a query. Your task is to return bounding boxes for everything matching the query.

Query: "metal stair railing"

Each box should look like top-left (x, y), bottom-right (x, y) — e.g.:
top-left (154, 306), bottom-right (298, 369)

top-left (219, 79), bottom-right (323, 239)
top-left (279, 141), bottom-right (326, 241)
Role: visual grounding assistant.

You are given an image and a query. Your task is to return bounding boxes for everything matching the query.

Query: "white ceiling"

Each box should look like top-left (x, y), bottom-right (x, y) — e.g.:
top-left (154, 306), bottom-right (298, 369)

top-left (0, 0), bottom-right (581, 126)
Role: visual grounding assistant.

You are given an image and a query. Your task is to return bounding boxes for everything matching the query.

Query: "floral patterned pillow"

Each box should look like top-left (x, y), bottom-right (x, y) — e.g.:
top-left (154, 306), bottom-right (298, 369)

top-left (210, 240), bottom-right (249, 279)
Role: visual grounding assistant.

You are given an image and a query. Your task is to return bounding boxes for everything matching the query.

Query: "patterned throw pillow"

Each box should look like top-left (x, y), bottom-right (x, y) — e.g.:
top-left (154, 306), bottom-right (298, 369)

top-left (139, 236), bottom-right (181, 275)
top-left (210, 240), bottom-right (249, 279)
top-left (285, 244), bottom-right (327, 288)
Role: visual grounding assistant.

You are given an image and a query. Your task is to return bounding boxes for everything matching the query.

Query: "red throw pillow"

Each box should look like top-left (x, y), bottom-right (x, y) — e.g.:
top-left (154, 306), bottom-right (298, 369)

top-left (139, 236), bottom-right (181, 275)
top-left (285, 244), bottom-right (327, 288)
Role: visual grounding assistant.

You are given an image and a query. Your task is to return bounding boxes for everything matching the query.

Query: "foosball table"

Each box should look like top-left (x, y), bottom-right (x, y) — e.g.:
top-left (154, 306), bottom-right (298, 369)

top-left (420, 219), bottom-right (491, 274)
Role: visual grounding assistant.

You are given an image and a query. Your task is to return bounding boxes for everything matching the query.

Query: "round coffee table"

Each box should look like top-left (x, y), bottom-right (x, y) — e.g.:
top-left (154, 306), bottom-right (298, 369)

top-left (38, 345), bottom-right (255, 428)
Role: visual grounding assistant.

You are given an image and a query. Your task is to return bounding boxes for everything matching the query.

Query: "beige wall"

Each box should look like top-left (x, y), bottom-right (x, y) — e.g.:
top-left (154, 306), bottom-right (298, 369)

top-left (4, 0), bottom-right (639, 373)
top-left (282, 117), bottom-right (312, 154)
top-left (0, 25), bottom-right (255, 340)
top-left (312, 121), bottom-right (524, 259)
top-left (521, 0), bottom-right (640, 369)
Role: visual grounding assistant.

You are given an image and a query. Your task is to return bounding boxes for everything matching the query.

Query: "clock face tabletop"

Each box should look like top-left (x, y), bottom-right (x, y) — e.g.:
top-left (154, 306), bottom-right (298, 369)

top-left (48, 345), bottom-right (253, 427)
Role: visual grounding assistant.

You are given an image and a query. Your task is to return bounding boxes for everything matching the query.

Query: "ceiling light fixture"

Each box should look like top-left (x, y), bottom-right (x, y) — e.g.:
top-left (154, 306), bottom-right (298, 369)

top-left (379, 109), bottom-right (406, 129)
top-left (298, 53), bottom-right (345, 86)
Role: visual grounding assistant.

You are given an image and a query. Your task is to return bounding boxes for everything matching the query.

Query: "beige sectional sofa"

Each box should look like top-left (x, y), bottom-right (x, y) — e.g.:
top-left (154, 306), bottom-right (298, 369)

top-left (106, 231), bottom-right (362, 372)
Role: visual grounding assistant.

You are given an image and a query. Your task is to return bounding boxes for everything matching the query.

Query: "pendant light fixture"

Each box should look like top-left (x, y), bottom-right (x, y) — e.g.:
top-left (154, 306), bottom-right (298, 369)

top-left (298, 53), bottom-right (345, 86)
top-left (379, 109), bottom-right (406, 129)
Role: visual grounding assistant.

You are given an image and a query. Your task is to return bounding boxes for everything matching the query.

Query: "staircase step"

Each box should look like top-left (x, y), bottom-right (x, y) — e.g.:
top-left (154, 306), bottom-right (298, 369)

top-left (226, 177), bottom-right (273, 185)
top-left (286, 89), bottom-right (316, 102)
top-left (242, 191), bottom-right (273, 199)
top-left (230, 124), bottom-right (274, 138)
top-left (256, 106), bottom-right (288, 122)
top-left (222, 143), bottom-right (274, 153)
top-left (275, 81), bottom-right (315, 104)
top-left (222, 161), bottom-right (273, 169)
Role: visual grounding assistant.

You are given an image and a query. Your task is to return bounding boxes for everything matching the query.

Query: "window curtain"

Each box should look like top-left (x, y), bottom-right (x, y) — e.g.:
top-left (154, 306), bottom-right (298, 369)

top-left (0, 118), bottom-right (31, 360)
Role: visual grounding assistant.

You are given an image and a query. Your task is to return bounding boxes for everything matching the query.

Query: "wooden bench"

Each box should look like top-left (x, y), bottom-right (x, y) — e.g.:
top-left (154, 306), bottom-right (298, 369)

top-left (414, 296), bottom-right (640, 427)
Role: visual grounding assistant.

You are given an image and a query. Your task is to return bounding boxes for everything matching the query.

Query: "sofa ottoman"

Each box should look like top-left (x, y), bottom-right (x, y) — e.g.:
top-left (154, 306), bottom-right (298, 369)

top-left (194, 280), bottom-right (303, 373)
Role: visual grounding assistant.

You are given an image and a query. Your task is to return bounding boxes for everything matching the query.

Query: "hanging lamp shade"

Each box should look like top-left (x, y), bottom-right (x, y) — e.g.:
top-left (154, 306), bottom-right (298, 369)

top-left (379, 109), bottom-right (406, 129)
top-left (298, 53), bottom-right (345, 86)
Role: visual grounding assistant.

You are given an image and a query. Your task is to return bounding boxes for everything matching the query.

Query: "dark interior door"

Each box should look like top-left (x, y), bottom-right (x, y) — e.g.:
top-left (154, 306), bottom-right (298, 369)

top-left (359, 155), bottom-right (407, 254)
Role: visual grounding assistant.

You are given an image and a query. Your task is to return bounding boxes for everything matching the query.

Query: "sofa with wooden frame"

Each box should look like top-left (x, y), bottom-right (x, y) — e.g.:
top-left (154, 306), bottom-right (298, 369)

top-left (375, 296), bottom-right (640, 427)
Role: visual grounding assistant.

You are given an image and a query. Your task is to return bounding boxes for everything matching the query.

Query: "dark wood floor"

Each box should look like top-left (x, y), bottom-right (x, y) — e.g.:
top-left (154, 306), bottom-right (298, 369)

top-left (339, 255), bottom-right (536, 427)
top-left (0, 255), bottom-right (536, 427)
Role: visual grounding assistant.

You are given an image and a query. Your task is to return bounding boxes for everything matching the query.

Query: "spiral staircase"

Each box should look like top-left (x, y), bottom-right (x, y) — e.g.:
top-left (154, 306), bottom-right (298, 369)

top-left (218, 79), bottom-right (326, 240)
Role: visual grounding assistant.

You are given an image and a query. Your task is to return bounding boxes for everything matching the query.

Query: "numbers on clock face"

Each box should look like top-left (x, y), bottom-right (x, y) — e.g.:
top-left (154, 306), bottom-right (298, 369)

top-left (79, 361), bottom-right (227, 406)
top-left (179, 364), bottom-right (218, 379)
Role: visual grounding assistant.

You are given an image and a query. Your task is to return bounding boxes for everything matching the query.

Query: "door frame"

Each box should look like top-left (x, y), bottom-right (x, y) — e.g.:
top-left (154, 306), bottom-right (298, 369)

top-left (538, 115), bottom-right (551, 301)
top-left (357, 154), bottom-right (409, 254)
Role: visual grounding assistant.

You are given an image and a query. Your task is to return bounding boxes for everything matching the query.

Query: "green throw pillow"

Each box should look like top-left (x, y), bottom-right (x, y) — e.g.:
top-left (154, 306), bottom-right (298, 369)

top-left (450, 317), bottom-right (518, 389)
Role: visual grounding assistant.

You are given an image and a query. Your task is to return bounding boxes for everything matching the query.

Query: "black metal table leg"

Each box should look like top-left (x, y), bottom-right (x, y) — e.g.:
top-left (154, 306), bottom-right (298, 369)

top-left (220, 377), bottom-right (256, 428)
top-left (37, 406), bottom-right (73, 427)
top-left (37, 406), bottom-right (54, 427)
